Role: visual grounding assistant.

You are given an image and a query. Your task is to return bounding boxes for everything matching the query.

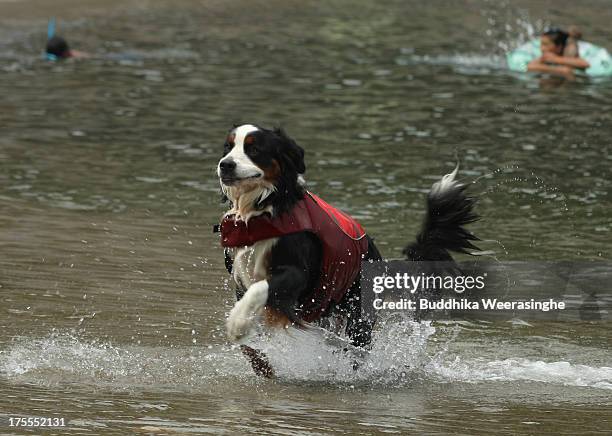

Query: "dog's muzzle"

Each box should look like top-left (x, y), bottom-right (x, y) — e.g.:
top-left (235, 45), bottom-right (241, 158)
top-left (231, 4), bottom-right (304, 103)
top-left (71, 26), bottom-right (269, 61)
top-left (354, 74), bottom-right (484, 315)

top-left (219, 159), bottom-right (237, 184)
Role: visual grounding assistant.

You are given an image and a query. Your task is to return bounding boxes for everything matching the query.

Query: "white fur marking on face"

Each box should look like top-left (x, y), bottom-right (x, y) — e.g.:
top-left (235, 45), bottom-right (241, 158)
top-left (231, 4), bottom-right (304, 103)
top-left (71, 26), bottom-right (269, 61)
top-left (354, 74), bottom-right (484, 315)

top-left (226, 279), bottom-right (269, 341)
top-left (217, 124), bottom-right (262, 180)
top-left (218, 124), bottom-right (278, 220)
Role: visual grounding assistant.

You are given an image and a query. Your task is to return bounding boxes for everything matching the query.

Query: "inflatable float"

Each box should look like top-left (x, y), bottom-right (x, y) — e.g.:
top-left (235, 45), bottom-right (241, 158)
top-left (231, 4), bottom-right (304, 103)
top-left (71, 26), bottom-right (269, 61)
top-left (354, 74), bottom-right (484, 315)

top-left (507, 39), bottom-right (612, 77)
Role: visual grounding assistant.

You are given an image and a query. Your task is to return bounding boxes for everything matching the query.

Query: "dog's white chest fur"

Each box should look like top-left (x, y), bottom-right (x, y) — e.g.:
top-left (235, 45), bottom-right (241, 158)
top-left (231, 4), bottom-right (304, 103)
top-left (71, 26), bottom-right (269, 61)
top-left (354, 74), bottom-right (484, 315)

top-left (232, 238), bottom-right (278, 289)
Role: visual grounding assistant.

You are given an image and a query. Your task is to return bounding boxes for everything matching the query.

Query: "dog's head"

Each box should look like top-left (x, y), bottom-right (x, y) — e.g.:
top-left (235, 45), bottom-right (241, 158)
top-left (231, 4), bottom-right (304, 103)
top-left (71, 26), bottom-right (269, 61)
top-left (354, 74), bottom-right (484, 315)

top-left (217, 124), bottom-right (306, 217)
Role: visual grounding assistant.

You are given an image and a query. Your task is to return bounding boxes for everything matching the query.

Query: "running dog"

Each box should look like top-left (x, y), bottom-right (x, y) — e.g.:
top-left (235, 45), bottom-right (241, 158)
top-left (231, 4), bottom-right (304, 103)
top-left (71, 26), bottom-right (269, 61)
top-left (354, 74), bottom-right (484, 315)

top-left (215, 124), bottom-right (479, 377)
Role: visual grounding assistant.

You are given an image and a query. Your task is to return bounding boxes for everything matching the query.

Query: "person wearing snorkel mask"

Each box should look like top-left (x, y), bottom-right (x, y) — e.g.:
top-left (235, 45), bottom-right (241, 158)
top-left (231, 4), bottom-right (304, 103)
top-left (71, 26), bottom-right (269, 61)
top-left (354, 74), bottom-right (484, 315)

top-left (527, 27), bottom-right (589, 79)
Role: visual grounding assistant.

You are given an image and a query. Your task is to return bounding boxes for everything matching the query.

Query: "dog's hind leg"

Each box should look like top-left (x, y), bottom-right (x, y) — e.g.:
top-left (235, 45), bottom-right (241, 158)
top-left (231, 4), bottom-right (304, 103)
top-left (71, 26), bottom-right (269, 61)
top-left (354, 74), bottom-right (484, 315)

top-left (343, 279), bottom-right (374, 348)
top-left (344, 236), bottom-right (382, 349)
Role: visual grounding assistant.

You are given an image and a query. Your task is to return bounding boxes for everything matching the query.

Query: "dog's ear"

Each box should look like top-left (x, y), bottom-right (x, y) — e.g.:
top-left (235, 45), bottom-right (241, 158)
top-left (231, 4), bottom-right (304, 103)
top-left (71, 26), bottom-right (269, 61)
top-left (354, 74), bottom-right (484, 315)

top-left (274, 127), bottom-right (305, 174)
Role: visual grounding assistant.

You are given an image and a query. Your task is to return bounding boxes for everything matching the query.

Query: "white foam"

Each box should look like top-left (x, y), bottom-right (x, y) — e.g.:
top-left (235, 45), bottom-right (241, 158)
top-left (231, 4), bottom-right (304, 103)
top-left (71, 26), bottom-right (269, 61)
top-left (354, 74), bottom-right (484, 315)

top-left (429, 356), bottom-right (612, 390)
top-left (0, 332), bottom-right (251, 388)
top-left (396, 53), bottom-right (506, 74)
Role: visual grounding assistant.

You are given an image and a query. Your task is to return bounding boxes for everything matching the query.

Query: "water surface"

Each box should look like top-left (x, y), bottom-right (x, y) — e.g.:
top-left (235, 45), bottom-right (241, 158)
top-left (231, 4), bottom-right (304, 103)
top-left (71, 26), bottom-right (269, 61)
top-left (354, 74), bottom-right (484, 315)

top-left (1, 0), bottom-right (611, 434)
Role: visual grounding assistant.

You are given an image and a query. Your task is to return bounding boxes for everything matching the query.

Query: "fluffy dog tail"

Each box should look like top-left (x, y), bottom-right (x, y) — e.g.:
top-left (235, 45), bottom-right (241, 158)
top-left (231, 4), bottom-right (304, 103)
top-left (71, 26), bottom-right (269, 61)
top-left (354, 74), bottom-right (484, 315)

top-left (403, 166), bottom-right (480, 262)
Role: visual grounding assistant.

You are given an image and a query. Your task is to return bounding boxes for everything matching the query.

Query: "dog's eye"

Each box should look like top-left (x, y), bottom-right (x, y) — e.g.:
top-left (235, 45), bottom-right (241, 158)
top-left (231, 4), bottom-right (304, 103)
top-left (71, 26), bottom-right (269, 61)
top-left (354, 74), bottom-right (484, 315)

top-left (249, 145), bottom-right (259, 155)
top-left (224, 133), bottom-right (236, 152)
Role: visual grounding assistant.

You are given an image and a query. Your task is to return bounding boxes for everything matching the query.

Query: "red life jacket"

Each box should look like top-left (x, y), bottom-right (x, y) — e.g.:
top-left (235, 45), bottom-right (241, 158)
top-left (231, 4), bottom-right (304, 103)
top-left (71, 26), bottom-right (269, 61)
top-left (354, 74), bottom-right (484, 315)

top-left (219, 192), bottom-right (369, 322)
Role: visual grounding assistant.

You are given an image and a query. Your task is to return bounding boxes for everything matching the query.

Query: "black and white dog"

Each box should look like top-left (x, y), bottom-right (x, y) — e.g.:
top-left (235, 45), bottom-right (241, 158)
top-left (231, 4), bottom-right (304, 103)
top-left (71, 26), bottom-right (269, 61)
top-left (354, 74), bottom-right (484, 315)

top-left (216, 124), bottom-right (479, 376)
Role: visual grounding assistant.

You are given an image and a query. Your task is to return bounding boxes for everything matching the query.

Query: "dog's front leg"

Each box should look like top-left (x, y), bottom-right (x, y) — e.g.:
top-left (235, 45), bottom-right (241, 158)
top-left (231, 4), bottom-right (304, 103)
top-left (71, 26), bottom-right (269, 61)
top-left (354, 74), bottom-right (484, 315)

top-left (226, 280), bottom-right (268, 341)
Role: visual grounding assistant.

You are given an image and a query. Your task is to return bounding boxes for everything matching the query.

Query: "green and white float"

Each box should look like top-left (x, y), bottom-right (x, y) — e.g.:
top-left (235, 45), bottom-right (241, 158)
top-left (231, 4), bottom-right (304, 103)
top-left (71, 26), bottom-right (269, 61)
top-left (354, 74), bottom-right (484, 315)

top-left (507, 38), bottom-right (612, 77)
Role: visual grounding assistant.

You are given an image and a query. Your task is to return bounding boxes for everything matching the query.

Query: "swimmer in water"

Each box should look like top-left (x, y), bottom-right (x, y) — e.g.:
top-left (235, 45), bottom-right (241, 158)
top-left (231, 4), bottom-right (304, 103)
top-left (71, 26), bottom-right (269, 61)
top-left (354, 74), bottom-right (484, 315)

top-left (45, 36), bottom-right (70, 60)
top-left (45, 36), bottom-right (90, 60)
top-left (527, 27), bottom-right (589, 79)
top-left (45, 18), bottom-right (89, 60)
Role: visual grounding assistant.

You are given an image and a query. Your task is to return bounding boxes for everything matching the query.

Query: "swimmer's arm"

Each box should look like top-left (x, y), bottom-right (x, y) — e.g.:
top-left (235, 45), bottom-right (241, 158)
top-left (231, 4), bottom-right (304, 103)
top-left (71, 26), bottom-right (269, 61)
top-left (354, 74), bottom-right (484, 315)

top-left (527, 60), bottom-right (575, 79)
top-left (558, 56), bottom-right (589, 69)
top-left (68, 49), bottom-right (91, 59)
top-left (541, 52), bottom-right (590, 70)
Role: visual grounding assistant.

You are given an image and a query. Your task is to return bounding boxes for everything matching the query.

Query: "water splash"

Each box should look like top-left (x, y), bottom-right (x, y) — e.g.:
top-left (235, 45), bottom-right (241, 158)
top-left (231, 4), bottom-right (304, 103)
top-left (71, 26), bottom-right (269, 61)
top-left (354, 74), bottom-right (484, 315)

top-left (1, 324), bottom-right (611, 391)
top-left (0, 331), bottom-right (252, 390)
top-left (469, 164), bottom-right (580, 258)
top-left (395, 51), bottom-right (507, 75)
top-left (395, 9), bottom-right (545, 76)
top-left (480, 2), bottom-right (540, 53)
top-left (246, 317), bottom-right (435, 384)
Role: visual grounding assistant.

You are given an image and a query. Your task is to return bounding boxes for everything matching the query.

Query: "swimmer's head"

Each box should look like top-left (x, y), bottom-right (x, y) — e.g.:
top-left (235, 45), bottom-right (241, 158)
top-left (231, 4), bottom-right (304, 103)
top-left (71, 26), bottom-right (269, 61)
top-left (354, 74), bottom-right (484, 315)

top-left (46, 36), bottom-right (71, 59)
top-left (541, 28), bottom-right (569, 55)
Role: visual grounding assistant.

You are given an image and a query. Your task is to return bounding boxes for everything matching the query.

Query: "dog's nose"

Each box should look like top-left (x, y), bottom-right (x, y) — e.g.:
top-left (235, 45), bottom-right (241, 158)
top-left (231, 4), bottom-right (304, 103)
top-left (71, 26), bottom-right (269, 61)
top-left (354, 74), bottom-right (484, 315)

top-left (219, 159), bottom-right (236, 174)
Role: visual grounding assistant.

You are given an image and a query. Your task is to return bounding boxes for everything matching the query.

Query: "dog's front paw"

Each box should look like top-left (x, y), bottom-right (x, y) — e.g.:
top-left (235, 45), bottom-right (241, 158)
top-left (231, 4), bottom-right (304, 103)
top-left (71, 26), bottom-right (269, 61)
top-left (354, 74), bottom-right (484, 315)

top-left (226, 280), bottom-right (269, 342)
top-left (226, 299), bottom-right (260, 341)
